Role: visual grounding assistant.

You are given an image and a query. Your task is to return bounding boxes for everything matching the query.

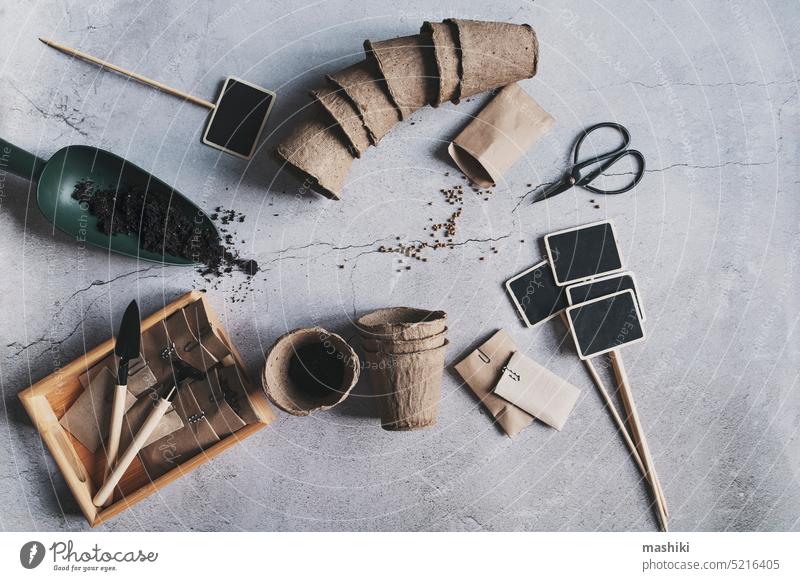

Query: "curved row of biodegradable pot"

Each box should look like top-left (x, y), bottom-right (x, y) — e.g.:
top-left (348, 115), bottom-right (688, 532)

top-left (261, 307), bottom-right (448, 431)
top-left (275, 18), bottom-right (539, 200)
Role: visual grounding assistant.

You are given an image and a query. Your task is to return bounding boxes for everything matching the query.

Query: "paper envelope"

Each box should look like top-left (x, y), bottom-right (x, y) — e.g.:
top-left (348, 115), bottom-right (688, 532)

top-left (493, 351), bottom-right (581, 431)
top-left (454, 329), bottom-right (534, 437)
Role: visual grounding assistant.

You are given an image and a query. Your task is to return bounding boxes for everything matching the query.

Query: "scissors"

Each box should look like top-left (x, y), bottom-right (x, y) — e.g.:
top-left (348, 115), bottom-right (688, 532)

top-left (535, 122), bottom-right (645, 203)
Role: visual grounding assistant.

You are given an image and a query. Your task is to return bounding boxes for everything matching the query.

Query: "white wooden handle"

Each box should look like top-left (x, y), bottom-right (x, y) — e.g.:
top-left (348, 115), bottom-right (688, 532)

top-left (100, 384), bottom-right (129, 507)
top-left (39, 38), bottom-right (215, 110)
top-left (93, 397), bottom-right (171, 506)
top-left (104, 385), bottom-right (127, 470)
top-left (610, 349), bottom-right (669, 532)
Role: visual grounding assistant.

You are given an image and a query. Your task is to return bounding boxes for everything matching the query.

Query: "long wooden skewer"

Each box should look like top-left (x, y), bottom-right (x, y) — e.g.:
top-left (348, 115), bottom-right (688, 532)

top-left (583, 357), bottom-right (669, 517)
top-left (559, 312), bottom-right (668, 522)
top-left (39, 38), bottom-right (216, 110)
top-left (609, 349), bottom-right (669, 532)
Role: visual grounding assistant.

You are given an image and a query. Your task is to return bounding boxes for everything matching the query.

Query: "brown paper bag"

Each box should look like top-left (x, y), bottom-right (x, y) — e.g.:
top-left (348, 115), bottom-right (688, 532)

top-left (446, 19), bottom-right (539, 99)
top-left (453, 329), bottom-right (534, 437)
top-left (493, 351), bottom-right (581, 431)
top-left (310, 85), bottom-right (372, 157)
top-left (141, 315), bottom-right (218, 378)
top-left (182, 301), bottom-right (231, 366)
top-left (138, 381), bottom-right (220, 478)
top-left (327, 61), bottom-right (401, 145)
top-left (364, 35), bottom-right (432, 119)
top-left (448, 83), bottom-right (554, 187)
top-left (274, 105), bottom-right (354, 200)
top-left (59, 367), bottom-right (137, 453)
top-left (185, 374), bottom-right (246, 439)
top-left (420, 21), bottom-right (460, 106)
top-left (216, 364), bottom-right (260, 425)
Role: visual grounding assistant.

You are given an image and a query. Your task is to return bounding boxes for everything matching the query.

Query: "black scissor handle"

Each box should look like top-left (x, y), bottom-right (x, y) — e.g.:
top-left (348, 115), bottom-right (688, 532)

top-left (573, 122), bottom-right (631, 166)
top-left (581, 149), bottom-right (645, 195)
top-left (571, 122), bottom-right (645, 195)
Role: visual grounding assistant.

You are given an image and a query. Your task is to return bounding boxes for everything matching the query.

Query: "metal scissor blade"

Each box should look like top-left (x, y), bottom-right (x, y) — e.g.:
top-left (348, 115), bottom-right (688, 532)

top-left (533, 175), bottom-right (576, 204)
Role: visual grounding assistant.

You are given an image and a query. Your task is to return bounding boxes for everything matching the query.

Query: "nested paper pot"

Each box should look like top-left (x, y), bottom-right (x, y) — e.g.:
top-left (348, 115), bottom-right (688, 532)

top-left (361, 327), bottom-right (448, 354)
top-left (356, 307), bottom-right (447, 341)
top-left (363, 340), bottom-right (449, 431)
top-left (262, 327), bottom-right (360, 416)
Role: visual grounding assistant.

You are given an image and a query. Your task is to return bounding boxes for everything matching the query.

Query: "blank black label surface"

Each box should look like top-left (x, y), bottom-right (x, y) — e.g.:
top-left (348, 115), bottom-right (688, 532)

top-left (567, 273), bottom-right (644, 320)
top-left (567, 290), bottom-right (643, 359)
top-left (546, 221), bottom-right (622, 285)
top-left (506, 261), bottom-right (568, 327)
top-left (205, 79), bottom-right (273, 158)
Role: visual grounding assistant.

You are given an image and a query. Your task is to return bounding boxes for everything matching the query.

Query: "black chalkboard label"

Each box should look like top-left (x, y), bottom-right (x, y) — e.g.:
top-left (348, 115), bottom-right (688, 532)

top-left (566, 272), bottom-right (645, 321)
top-left (203, 77), bottom-right (275, 160)
top-left (545, 221), bottom-right (623, 286)
top-left (566, 289), bottom-right (645, 360)
top-left (505, 260), bottom-right (568, 328)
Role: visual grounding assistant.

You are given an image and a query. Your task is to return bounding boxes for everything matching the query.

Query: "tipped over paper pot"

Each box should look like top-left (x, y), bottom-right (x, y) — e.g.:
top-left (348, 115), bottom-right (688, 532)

top-left (363, 340), bottom-right (449, 430)
top-left (262, 327), bottom-right (360, 416)
top-left (356, 307), bottom-right (447, 341)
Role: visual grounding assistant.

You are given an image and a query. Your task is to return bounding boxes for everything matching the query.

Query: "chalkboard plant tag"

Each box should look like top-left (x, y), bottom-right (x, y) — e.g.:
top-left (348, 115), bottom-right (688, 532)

top-left (203, 77), bottom-right (276, 160)
top-left (565, 289), bottom-right (645, 360)
top-left (505, 259), bottom-right (568, 328)
top-left (566, 271), bottom-right (646, 322)
top-left (544, 220), bottom-right (623, 286)
top-left (39, 40), bottom-right (275, 160)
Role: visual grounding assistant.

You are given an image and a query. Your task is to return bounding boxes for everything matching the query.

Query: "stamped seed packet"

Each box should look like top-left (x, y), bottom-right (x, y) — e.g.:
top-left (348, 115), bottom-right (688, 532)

top-left (453, 329), bottom-right (534, 437)
top-left (493, 351), bottom-right (581, 431)
top-left (185, 373), bottom-right (246, 439)
top-left (216, 364), bottom-right (260, 425)
top-left (139, 380), bottom-right (220, 478)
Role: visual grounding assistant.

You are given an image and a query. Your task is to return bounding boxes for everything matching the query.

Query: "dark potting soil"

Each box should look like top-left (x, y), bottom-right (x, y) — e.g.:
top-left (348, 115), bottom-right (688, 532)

top-left (288, 342), bottom-right (345, 399)
top-left (71, 180), bottom-right (258, 278)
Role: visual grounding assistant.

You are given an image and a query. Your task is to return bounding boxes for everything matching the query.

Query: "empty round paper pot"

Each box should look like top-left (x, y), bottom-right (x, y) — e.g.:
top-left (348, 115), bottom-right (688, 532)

top-left (327, 61), bottom-right (401, 145)
top-left (356, 307), bottom-right (447, 340)
top-left (420, 21), bottom-right (460, 106)
top-left (446, 19), bottom-right (539, 100)
top-left (274, 105), bottom-right (354, 200)
top-left (262, 327), bottom-right (360, 416)
top-left (363, 341), bottom-right (449, 430)
top-left (310, 85), bottom-right (371, 158)
top-left (362, 327), bottom-right (448, 354)
top-left (364, 35), bottom-right (433, 119)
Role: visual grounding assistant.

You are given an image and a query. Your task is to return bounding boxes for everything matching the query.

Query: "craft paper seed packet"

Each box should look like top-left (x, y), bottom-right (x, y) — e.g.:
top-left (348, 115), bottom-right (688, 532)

top-left (493, 351), bottom-right (581, 431)
top-left (454, 329), bottom-right (534, 437)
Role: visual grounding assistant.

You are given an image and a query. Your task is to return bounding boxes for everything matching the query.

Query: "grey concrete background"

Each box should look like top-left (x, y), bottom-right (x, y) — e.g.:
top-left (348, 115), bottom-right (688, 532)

top-left (1, 0), bottom-right (798, 532)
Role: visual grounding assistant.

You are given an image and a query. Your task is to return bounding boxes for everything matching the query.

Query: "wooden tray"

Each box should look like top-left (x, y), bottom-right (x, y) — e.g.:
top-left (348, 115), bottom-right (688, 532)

top-left (18, 291), bottom-right (275, 526)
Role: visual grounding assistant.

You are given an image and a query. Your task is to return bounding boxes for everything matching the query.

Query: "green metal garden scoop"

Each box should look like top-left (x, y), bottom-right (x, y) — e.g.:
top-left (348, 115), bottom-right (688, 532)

top-left (0, 138), bottom-right (218, 265)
